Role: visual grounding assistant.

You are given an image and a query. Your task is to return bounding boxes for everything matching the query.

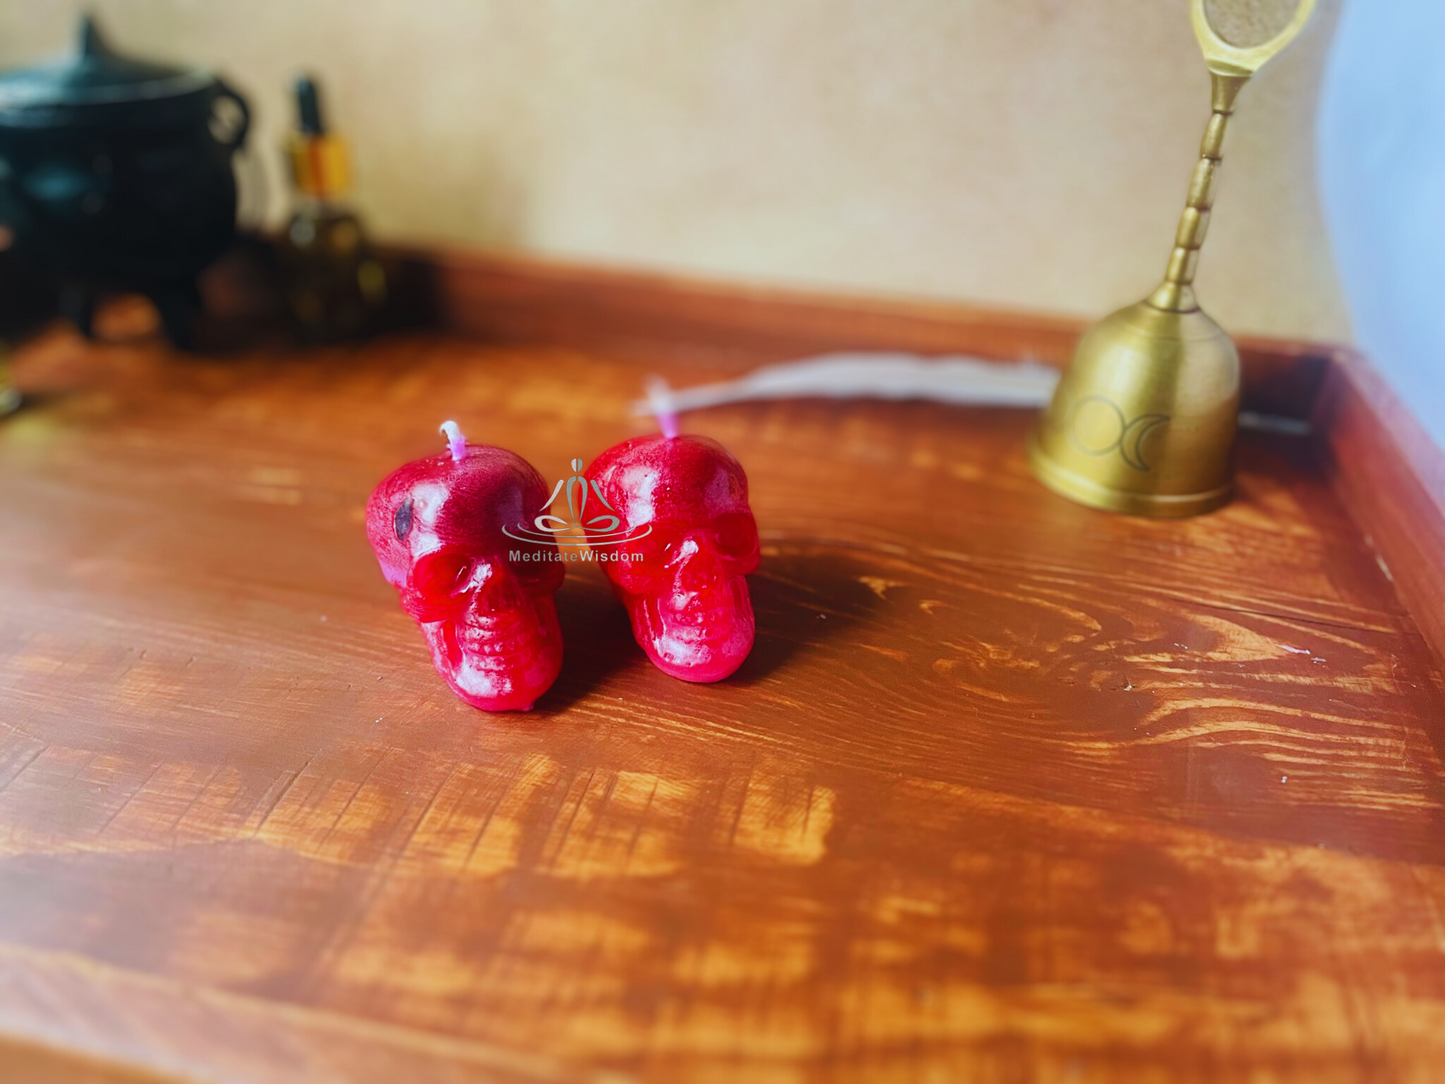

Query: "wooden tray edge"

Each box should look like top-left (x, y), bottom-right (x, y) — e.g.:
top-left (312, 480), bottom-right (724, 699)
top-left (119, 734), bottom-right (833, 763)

top-left (379, 244), bottom-right (1333, 419)
top-left (1313, 348), bottom-right (1445, 667)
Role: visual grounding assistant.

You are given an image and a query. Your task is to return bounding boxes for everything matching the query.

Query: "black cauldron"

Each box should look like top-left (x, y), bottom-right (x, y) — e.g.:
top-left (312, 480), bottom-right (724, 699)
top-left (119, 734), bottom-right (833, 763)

top-left (0, 16), bottom-right (249, 347)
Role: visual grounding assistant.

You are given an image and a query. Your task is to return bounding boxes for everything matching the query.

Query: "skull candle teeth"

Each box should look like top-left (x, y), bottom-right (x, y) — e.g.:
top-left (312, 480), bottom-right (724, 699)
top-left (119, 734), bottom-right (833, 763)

top-left (366, 422), bottom-right (564, 711)
top-left (585, 433), bottom-right (760, 682)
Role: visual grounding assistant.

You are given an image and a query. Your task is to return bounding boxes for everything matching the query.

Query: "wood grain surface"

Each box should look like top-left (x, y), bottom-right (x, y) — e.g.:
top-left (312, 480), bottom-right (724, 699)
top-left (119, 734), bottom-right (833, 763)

top-left (1, 302), bottom-right (1444, 1083)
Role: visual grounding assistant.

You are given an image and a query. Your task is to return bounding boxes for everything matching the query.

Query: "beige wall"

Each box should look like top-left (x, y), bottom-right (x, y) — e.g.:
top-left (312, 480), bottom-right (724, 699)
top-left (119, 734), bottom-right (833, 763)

top-left (0, 1), bottom-right (1349, 342)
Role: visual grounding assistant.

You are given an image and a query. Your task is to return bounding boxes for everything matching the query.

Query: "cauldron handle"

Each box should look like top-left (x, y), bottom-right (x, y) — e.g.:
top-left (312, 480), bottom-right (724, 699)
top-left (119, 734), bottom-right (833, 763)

top-left (211, 80), bottom-right (251, 151)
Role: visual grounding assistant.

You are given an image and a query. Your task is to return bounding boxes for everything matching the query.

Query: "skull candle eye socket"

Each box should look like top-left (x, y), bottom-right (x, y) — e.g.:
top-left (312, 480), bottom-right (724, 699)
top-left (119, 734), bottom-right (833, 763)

top-left (632, 525), bottom-right (681, 563)
top-left (411, 550), bottom-right (473, 600)
top-left (713, 512), bottom-right (758, 560)
top-left (394, 497), bottom-right (413, 541)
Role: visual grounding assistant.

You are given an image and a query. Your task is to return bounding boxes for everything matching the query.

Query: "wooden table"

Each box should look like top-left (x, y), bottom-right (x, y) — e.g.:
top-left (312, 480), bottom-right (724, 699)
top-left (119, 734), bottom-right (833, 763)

top-left (2, 259), bottom-right (1444, 1082)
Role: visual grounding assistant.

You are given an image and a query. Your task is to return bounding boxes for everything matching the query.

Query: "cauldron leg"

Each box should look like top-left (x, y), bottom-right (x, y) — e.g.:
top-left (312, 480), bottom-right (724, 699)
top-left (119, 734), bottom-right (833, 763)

top-left (151, 280), bottom-right (202, 350)
top-left (59, 284), bottom-right (96, 339)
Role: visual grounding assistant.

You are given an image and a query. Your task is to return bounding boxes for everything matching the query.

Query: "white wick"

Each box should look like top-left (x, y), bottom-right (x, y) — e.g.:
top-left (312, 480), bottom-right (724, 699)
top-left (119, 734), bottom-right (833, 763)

top-left (439, 420), bottom-right (467, 462)
top-left (645, 375), bottom-right (679, 439)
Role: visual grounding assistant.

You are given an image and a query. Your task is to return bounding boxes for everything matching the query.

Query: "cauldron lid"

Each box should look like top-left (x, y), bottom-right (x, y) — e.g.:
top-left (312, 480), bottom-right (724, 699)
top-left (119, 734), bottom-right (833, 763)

top-left (0, 15), bottom-right (213, 113)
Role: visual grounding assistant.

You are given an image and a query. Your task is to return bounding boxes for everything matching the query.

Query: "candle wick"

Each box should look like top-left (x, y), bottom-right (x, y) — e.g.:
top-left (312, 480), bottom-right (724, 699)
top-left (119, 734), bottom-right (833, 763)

top-left (439, 420), bottom-right (467, 462)
top-left (645, 376), bottom-right (679, 440)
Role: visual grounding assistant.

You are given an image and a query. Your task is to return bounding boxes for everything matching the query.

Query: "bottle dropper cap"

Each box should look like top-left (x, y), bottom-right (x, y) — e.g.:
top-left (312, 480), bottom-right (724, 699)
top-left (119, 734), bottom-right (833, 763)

top-left (287, 74), bottom-right (350, 199)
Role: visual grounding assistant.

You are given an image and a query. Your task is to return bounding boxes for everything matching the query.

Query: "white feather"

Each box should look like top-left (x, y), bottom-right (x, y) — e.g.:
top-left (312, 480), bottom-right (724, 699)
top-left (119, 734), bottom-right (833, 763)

top-left (632, 352), bottom-right (1060, 417)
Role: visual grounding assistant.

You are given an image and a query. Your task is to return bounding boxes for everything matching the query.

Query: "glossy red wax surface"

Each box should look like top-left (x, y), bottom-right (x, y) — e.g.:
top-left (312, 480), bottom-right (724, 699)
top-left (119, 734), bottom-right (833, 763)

top-left (365, 443), bottom-right (564, 711)
top-left (585, 434), bottom-right (759, 682)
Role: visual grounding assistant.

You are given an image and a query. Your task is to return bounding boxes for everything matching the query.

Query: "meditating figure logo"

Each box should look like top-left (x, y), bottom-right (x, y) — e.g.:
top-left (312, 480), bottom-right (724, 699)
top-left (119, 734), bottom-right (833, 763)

top-left (503, 457), bottom-right (650, 549)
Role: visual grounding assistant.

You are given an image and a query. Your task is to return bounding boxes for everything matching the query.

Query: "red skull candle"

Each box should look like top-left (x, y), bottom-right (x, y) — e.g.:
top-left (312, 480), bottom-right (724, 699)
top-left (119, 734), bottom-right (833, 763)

top-left (585, 416), bottom-right (760, 683)
top-left (366, 422), bottom-right (564, 711)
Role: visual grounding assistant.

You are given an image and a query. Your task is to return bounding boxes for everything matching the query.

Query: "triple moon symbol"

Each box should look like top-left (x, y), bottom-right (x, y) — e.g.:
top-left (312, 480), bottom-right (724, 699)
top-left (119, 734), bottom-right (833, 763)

top-left (1065, 396), bottom-right (1170, 472)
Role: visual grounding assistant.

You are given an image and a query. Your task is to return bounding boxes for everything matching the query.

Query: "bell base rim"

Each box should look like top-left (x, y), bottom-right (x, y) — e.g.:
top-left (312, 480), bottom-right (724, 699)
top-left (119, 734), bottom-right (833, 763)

top-left (1027, 430), bottom-right (1232, 518)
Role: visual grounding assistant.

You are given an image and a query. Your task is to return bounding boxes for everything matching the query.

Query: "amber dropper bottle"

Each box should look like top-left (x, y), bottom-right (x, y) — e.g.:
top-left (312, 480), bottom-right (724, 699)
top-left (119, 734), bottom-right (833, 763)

top-left (276, 75), bottom-right (386, 341)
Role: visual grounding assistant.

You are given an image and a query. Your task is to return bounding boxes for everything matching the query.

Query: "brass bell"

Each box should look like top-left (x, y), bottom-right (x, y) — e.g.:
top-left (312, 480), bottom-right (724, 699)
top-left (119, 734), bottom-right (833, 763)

top-left (1030, 0), bottom-right (1316, 517)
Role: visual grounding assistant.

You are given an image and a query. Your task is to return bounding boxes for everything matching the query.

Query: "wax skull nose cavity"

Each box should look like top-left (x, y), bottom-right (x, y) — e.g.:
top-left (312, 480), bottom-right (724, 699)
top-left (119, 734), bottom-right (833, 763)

top-left (470, 562), bottom-right (534, 614)
top-left (677, 537), bottom-right (723, 592)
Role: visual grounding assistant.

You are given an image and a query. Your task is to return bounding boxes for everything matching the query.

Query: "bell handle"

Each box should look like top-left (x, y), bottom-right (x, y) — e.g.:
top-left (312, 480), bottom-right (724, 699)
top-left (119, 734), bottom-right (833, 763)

top-left (1150, 0), bottom-right (1317, 313)
top-left (1149, 72), bottom-right (1240, 313)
